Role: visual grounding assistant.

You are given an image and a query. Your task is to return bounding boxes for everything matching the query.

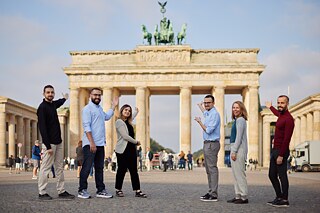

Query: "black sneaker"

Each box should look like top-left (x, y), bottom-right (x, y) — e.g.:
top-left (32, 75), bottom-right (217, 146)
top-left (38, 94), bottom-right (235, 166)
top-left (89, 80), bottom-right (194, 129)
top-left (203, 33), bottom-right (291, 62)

top-left (227, 198), bottom-right (241, 203)
top-left (200, 193), bottom-right (210, 199)
top-left (39, 193), bottom-right (52, 200)
top-left (234, 199), bottom-right (249, 204)
top-left (271, 199), bottom-right (289, 208)
top-left (200, 194), bottom-right (218, 202)
top-left (58, 191), bottom-right (75, 199)
top-left (267, 197), bottom-right (281, 206)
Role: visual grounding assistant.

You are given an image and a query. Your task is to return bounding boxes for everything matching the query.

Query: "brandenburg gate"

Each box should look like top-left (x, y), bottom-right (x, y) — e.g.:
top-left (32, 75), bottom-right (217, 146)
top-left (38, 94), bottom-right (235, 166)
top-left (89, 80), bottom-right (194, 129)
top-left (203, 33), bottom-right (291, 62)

top-left (64, 45), bottom-right (265, 166)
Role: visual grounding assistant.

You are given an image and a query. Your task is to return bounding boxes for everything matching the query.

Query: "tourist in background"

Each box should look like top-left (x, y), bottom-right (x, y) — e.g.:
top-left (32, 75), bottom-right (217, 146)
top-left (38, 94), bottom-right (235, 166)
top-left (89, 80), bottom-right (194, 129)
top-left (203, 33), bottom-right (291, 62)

top-left (31, 140), bottom-right (41, 179)
top-left (76, 140), bottom-right (83, 178)
top-left (187, 151), bottom-right (193, 170)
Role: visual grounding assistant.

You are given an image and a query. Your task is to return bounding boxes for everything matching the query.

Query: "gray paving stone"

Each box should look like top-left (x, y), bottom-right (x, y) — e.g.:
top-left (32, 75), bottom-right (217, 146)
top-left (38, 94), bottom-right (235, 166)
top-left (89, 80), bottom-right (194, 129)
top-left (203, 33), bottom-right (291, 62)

top-left (0, 168), bottom-right (319, 213)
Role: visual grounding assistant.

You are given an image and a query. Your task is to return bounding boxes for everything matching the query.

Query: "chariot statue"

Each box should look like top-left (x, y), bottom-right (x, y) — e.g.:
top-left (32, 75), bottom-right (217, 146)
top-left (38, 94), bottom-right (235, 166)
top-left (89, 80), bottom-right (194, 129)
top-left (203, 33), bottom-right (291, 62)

top-left (141, 1), bottom-right (187, 46)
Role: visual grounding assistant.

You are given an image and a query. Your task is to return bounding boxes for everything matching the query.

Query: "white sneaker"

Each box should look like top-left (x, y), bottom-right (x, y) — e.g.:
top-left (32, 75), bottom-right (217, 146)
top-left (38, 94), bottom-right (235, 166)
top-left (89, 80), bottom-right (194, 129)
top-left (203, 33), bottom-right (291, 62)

top-left (78, 189), bottom-right (91, 199)
top-left (96, 189), bottom-right (113, 198)
top-left (32, 176), bottom-right (37, 180)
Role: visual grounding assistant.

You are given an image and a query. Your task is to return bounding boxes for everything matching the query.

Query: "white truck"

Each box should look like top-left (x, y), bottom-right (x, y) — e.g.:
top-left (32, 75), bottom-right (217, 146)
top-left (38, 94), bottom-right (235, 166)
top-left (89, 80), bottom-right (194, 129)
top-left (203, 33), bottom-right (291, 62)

top-left (294, 141), bottom-right (320, 172)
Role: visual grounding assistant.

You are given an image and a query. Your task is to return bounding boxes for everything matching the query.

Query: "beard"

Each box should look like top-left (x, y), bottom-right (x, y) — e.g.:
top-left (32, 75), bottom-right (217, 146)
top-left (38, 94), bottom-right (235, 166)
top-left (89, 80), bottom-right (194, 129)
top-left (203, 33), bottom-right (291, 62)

top-left (277, 106), bottom-right (287, 112)
top-left (45, 96), bottom-right (54, 102)
top-left (91, 97), bottom-right (101, 105)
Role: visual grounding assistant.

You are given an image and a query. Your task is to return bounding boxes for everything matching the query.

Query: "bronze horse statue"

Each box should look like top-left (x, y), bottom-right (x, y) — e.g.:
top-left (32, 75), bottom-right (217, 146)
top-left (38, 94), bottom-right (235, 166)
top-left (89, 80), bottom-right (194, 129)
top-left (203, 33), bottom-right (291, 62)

top-left (177, 23), bottom-right (187, 45)
top-left (141, 25), bottom-right (152, 45)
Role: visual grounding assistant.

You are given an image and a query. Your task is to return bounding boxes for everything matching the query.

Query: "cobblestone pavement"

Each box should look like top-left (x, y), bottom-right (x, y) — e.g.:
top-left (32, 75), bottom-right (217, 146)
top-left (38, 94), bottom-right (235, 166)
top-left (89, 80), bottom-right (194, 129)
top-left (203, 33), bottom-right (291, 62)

top-left (0, 167), bottom-right (319, 213)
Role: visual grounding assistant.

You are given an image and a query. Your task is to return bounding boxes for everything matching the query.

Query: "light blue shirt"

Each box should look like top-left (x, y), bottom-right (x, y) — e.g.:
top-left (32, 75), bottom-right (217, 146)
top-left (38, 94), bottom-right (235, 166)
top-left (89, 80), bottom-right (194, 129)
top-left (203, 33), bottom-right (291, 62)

top-left (203, 107), bottom-right (221, 141)
top-left (82, 100), bottom-right (114, 147)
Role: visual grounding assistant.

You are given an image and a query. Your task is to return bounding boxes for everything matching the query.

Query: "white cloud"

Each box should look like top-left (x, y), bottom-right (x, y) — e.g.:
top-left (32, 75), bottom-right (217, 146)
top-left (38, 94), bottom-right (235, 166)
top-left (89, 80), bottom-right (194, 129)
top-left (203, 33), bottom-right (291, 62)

top-left (260, 46), bottom-right (320, 105)
top-left (0, 15), bottom-right (50, 57)
top-left (281, 1), bottom-right (320, 38)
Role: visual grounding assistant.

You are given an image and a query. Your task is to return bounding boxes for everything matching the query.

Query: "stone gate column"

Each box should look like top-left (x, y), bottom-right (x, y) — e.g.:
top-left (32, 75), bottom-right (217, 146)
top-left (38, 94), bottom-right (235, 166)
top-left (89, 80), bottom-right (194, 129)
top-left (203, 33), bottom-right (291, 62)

top-left (179, 86), bottom-right (191, 153)
top-left (263, 119), bottom-right (270, 167)
top-left (103, 87), bottom-right (113, 158)
top-left (248, 86), bottom-right (259, 161)
top-left (294, 117), bottom-right (301, 147)
top-left (300, 115), bottom-right (306, 142)
top-left (58, 116), bottom-right (66, 158)
top-left (25, 119), bottom-right (31, 157)
top-left (0, 112), bottom-right (6, 166)
top-left (8, 114), bottom-right (15, 157)
top-left (306, 113), bottom-right (313, 141)
top-left (69, 87), bottom-right (80, 158)
top-left (214, 86), bottom-right (225, 167)
top-left (112, 88), bottom-right (120, 152)
top-left (313, 110), bottom-right (320, 140)
top-left (146, 88), bottom-right (151, 151)
top-left (17, 116), bottom-right (24, 157)
top-left (79, 88), bottom-right (88, 138)
top-left (136, 87), bottom-right (147, 152)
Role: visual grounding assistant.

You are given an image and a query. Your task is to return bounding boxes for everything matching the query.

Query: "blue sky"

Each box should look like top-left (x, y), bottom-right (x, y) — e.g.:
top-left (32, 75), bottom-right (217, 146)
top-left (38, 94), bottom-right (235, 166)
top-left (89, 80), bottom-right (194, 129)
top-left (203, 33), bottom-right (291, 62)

top-left (1, 0), bottom-right (319, 153)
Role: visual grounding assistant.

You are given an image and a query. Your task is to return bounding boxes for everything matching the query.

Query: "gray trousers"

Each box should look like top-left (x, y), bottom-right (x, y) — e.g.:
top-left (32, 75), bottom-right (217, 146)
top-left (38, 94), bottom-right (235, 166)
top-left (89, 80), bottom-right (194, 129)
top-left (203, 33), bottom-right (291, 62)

top-left (38, 143), bottom-right (65, 195)
top-left (231, 144), bottom-right (248, 200)
top-left (203, 142), bottom-right (220, 197)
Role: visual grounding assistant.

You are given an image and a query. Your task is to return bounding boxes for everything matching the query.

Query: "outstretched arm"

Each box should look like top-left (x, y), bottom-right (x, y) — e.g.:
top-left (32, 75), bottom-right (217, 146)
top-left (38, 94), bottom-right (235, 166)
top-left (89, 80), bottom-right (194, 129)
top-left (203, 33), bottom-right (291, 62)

top-left (197, 102), bottom-right (205, 113)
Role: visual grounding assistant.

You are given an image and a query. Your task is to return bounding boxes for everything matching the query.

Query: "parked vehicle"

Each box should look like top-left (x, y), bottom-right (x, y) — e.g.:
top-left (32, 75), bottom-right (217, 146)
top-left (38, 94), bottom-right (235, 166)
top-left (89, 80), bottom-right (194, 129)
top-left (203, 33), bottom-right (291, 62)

top-left (294, 141), bottom-right (320, 172)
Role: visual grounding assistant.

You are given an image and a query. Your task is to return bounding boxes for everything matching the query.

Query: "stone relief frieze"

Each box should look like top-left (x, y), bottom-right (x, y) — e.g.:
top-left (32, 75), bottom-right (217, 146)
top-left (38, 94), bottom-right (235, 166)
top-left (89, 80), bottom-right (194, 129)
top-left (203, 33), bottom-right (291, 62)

top-left (137, 52), bottom-right (189, 64)
top-left (69, 72), bottom-right (259, 83)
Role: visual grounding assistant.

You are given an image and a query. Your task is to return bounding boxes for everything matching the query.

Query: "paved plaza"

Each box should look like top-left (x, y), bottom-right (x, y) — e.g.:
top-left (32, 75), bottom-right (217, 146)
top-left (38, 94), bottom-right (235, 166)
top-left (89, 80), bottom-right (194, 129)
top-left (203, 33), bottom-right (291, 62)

top-left (0, 167), bottom-right (319, 213)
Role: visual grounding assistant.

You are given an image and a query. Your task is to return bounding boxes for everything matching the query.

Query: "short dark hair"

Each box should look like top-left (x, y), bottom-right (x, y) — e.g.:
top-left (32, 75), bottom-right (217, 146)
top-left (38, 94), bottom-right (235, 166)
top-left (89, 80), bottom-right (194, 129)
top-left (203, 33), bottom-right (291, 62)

top-left (278, 95), bottom-right (289, 102)
top-left (43, 85), bottom-right (54, 93)
top-left (91, 88), bottom-right (102, 93)
top-left (204, 94), bottom-right (215, 102)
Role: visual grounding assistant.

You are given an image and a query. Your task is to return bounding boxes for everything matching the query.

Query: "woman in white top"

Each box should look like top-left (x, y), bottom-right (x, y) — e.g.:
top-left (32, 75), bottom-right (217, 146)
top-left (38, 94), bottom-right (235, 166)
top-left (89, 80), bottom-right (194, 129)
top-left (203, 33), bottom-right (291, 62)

top-left (114, 104), bottom-right (147, 198)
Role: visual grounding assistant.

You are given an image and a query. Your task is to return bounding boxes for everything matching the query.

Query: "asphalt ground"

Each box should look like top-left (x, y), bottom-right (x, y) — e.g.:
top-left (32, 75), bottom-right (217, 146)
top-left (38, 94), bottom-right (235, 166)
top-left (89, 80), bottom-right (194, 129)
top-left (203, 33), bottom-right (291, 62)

top-left (0, 167), bottom-right (319, 213)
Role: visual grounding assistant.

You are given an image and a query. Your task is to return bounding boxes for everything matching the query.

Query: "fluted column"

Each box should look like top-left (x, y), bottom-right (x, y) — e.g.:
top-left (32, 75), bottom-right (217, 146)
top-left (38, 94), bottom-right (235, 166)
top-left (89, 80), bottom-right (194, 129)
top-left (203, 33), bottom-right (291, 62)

top-left (58, 116), bottom-right (66, 158)
top-left (17, 116), bottom-right (24, 157)
top-left (242, 87), bottom-right (249, 113)
top-left (263, 120), bottom-right (271, 167)
top-left (294, 117), bottom-right (301, 147)
top-left (136, 87), bottom-right (147, 152)
top-left (112, 88), bottom-right (120, 152)
top-left (79, 88), bottom-right (88, 138)
top-left (313, 111), bottom-right (320, 140)
top-left (25, 119), bottom-right (31, 157)
top-left (8, 114), bottom-right (15, 157)
top-left (248, 86), bottom-right (259, 161)
top-left (146, 88), bottom-right (151, 150)
top-left (214, 86), bottom-right (225, 167)
top-left (103, 87), bottom-right (113, 158)
top-left (179, 86), bottom-right (191, 153)
top-left (69, 87), bottom-right (80, 158)
top-left (300, 115), bottom-right (306, 142)
top-left (306, 113), bottom-right (313, 141)
top-left (0, 112), bottom-right (6, 166)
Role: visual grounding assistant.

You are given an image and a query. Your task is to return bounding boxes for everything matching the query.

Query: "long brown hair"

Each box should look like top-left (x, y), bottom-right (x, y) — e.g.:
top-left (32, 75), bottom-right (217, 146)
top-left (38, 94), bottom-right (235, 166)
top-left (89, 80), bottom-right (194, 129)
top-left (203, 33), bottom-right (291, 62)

top-left (119, 104), bottom-right (133, 123)
top-left (231, 101), bottom-right (248, 120)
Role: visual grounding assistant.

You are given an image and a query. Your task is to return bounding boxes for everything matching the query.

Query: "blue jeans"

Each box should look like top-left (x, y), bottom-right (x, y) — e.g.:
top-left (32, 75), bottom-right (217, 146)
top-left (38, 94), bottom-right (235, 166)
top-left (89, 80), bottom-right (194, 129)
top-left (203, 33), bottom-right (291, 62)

top-left (79, 145), bottom-right (105, 193)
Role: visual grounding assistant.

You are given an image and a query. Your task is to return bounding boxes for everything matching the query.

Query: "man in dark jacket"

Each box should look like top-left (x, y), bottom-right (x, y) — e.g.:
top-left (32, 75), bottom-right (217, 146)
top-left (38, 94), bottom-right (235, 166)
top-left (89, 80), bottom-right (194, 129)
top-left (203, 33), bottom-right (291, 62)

top-left (37, 85), bottom-right (74, 200)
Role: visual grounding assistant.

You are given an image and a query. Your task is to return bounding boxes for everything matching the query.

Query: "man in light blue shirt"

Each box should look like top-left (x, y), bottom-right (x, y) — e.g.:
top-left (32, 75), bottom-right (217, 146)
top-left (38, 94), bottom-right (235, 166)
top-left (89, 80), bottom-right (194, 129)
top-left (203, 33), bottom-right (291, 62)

top-left (195, 94), bottom-right (221, 202)
top-left (78, 88), bottom-right (118, 199)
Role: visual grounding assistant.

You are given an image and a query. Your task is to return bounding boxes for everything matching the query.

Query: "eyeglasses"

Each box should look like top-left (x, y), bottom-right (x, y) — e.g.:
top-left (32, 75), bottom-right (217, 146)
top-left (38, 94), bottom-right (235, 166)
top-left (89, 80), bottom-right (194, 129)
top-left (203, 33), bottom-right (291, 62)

top-left (204, 102), bottom-right (213, 105)
top-left (91, 94), bottom-right (101, 97)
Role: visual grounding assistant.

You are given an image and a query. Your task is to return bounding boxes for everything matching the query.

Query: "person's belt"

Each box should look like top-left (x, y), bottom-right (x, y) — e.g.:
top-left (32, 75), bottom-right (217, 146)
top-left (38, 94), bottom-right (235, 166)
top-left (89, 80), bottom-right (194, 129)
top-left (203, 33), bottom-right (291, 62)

top-left (204, 140), bottom-right (219, 143)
